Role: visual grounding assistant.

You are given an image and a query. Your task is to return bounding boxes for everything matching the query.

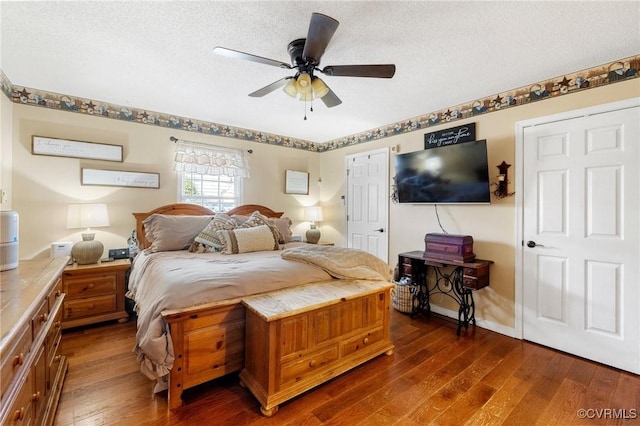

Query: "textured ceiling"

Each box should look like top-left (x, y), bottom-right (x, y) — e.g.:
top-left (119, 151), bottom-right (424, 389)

top-left (1, 1), bottom-right (639, 144)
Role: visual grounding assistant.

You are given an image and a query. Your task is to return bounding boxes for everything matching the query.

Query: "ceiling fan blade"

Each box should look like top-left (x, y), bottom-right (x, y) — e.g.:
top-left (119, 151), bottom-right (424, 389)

top-left (320, 86), bottom-right (342, 108)
top-left (213, 46), bottom-right (292, 69)
top-left (302, 13), bottom-right (339, 63)
top-left (248, 77), bottom-right (292, 97)
top-left (321, 64), bottom-right (396, 78)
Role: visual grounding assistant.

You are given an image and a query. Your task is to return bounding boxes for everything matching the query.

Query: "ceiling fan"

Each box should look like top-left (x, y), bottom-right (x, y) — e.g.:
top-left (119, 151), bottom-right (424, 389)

top-left (213, 13), bottom-right (396, 111)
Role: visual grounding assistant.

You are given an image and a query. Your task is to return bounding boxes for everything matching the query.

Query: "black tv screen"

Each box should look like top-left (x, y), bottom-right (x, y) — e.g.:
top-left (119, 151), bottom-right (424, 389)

top-left (394, 140), bottom-right (491, 204)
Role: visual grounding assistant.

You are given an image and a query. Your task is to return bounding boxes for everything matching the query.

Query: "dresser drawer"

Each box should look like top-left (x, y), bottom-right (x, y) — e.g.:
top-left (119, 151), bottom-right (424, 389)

top-left (48, 278), bottom-right (64, 311)
top-left (4, 369), bottom-right (34, 426)
top-left (280, 344), bottom-right (339, 386)
top-left (0, 323), bottom-right (31, 400)
top-left (47, 304), bottom-right (63, 368)
top-left (64, 273), bottom-right (117, 298)
top-left (341, 326), bottom-right (385, 358)
top-left (64, 294), bottom-right (117, 320)
top-left (31, 299), bottom-right (50, 341)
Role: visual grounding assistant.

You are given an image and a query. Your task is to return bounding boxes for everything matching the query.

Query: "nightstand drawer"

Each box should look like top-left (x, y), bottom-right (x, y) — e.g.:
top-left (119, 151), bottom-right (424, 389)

top-left (64, 274), bottom-right (117, 298)
top-left (64, 295), bottom-right (117, 320)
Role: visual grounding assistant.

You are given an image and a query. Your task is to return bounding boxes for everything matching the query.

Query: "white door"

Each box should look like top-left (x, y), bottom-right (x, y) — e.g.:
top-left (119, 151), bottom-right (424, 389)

top-left (345, 148), bottom-right (389, 262)
top-left (520, 100), bottom-right (640, 373)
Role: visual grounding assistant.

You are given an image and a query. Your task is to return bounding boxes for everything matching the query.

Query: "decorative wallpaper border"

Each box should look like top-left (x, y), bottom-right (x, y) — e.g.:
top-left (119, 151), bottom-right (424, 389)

top-left (2, 54), bottom-right (638, 152)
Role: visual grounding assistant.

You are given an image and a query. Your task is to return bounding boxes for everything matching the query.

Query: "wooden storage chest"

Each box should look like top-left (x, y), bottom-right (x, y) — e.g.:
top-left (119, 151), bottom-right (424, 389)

top-left (239, 280), bottom-right (394, 417)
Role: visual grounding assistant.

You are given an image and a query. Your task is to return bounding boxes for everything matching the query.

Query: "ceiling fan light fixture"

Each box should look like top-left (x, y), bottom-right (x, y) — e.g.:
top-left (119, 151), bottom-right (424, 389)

top-left (283, 79), bottom-right (298, 97)
top-left (311, 77), bottom-right (329, 98)
top-left (299, 92), bottom-right (314, 102)
top-left (297, 72), bottom-right (312, 88)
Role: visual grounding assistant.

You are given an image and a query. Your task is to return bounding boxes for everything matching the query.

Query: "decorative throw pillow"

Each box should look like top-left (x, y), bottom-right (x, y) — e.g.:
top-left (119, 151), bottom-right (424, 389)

top-left (230, 215), bottom-right (250, 227)
top-left (188, 213), bottom-right (235, 252)
top-left (237, 211), bottom-right (282, 244)
top-left (217, 225), bottom-right (279, 254)
top-left (268, 217), bottom-right (293, 243)
top-left (143, 214), bottom-right (213, 252)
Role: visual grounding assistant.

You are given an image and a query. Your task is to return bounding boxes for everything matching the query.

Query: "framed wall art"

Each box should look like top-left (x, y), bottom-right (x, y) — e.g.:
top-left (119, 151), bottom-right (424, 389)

top-left (32, 136), bottom-right (123, 162)
top-left (285, 170), bottom-right (309, 195)
top-left (81, 168), bottom-right (159, 189)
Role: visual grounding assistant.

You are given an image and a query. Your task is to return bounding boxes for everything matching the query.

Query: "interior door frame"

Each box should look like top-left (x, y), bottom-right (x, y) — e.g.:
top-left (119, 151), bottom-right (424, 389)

top-left (514, 97), bottom-right (640, 340)
top-left (344, 147), bottom-right (390, 262)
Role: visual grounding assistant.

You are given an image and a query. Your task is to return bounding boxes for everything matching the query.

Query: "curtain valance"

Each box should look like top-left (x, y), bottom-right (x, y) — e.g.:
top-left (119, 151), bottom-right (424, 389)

top-left (173, 139), bottom-right (250, 178)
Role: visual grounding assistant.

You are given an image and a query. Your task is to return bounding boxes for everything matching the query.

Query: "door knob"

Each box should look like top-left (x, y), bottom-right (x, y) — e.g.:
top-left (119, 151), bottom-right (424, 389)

top-left (374, 228), bottom-right (384, 233)
top-left (526, 240), bottom-right (545, 248)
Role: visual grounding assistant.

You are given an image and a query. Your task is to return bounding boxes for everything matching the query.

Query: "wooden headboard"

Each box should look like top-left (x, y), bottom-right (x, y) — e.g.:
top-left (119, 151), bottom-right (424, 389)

top-left (132, 203), bottom-right (284, 249)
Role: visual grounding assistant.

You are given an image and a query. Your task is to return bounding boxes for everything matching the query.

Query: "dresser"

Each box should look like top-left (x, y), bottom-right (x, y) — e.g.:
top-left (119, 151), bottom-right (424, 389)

top-left (0, 257), bottom-right (69, 425)
top-left (61, 259), bottom-right (130, 329)
top-left (240, 280), bottom-right (394, 417)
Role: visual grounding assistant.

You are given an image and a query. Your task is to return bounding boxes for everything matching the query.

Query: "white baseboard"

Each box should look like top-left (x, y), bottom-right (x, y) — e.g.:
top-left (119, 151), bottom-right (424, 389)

top-left (428, 305), bottom-right (519, 339)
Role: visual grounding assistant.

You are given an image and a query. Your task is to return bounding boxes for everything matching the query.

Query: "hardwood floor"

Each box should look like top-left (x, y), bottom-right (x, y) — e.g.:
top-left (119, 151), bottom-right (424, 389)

top-left (55, 309), bottom-right (639, 425)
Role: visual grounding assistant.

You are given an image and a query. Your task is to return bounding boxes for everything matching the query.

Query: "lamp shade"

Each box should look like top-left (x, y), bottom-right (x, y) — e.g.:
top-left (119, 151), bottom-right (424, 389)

top-left (67, 203), bottom-right (109, 264)
top-left (67, 203), bottom-right (110, 229)
top-left (311, 77), bottom-right (329, 98)
top-left (303, 206), bottom-right (323, 222)
top-left (283, 78), bottom-right (298, 97)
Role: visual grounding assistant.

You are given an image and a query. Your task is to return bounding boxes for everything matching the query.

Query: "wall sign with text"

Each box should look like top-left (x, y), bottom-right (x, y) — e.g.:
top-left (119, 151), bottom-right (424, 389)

top-left (424, 123), bottom-right (476, 149)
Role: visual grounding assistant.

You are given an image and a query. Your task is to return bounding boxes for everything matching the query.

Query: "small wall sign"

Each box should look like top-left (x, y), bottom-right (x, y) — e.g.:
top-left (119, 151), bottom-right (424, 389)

top-left (32, 136), bottom-right (123, 162)
top-left (284, 170), bottom-right (309, 195)
top-left (81, 168), bottom-right (159, 188)
top-left (424, 123), bottom-right (476, 149)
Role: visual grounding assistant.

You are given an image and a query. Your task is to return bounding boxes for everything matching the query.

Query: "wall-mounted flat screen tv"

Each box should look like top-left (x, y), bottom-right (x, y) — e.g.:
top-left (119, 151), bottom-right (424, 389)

top-left (394, 140), bottom-right (491, 204)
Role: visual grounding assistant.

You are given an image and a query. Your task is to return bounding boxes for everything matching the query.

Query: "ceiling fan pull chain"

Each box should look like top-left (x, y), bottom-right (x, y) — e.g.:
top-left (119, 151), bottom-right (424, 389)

top-left (303, 97), bottom-right (307, 120)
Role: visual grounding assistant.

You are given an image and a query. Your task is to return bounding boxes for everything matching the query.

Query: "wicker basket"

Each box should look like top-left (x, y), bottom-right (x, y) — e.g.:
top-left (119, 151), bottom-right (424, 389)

top-left (392, 281), bottom-right (418, 313)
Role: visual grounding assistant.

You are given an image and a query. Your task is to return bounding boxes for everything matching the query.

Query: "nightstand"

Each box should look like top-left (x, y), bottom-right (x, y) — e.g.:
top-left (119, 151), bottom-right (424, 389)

top-left (61, 259), bottom-right (130, 329)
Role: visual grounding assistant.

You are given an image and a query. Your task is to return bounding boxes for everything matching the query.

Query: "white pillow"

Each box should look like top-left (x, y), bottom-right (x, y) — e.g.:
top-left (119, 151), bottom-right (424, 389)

top-left (217, 225), bottom-right (279, 254)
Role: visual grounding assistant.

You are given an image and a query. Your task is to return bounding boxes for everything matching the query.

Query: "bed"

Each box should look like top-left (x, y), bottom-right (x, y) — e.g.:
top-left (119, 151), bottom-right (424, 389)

top-left (129, 203), bottom-right (393, 410)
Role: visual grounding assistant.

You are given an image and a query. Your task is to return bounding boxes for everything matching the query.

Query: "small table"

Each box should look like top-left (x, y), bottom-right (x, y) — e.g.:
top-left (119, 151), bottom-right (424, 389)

top-left (398, 251), bottom-right (493, 335)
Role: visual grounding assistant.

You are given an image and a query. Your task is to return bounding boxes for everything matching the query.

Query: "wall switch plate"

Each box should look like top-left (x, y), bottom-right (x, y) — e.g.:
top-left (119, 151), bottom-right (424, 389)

top-left (108, 248), bottom-right (129, 259)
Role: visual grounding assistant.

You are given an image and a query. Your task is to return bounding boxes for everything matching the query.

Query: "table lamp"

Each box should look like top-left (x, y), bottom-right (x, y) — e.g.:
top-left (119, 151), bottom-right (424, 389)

top-left (303, 206), bottom-right (323, 244)
top-left (67, 203), bottom-right (110, 264)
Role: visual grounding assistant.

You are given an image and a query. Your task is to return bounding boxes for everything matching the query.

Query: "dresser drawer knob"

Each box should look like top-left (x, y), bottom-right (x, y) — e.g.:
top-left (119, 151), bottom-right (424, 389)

top-left (32, 391), bottom-right (41, 401)
top-left (40, 312), bottom-right (49, 322)
top-left (55, 289), bottom-right (62, 298)
top-left (55, 320), bottom-right (61, 329)
top-left (13, 353), bottom-right (24, 367)
top-left (308, 359), bottom-right (317, 368)
top-left (54, 354), bottom-right (62, 362)
top-left (362, 337), bottom-right (370, 345)
top-left (13, 407), bottom-right (25, 421)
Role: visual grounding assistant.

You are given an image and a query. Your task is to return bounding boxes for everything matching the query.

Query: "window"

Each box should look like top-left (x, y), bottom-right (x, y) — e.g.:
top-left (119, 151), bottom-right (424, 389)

top-left (178, 171), bottom-right (242, 212)
top-left (173, 139), bottom-right (250, 212)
